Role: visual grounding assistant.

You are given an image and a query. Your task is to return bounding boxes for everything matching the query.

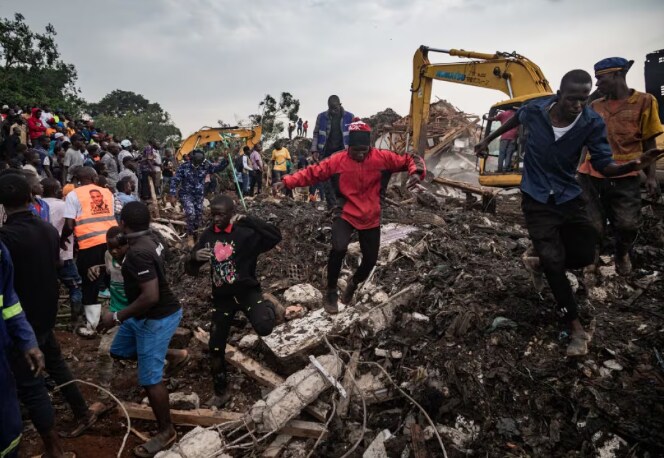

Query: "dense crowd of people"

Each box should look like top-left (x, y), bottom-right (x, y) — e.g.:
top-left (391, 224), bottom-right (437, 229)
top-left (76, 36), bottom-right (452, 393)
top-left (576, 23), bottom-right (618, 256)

top-left (1, 56), bottom-right (663, 458)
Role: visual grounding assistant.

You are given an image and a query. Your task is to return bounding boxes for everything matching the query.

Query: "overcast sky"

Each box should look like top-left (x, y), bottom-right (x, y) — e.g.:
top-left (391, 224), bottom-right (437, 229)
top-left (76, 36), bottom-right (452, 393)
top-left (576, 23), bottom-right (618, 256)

top-left (3, 0), bottom-right (663, 137)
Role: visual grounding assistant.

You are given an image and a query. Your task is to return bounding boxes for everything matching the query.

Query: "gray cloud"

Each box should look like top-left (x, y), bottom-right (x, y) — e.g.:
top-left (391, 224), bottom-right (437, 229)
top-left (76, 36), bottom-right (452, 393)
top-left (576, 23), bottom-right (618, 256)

top-left (2, 0), bottom-right (663, 135)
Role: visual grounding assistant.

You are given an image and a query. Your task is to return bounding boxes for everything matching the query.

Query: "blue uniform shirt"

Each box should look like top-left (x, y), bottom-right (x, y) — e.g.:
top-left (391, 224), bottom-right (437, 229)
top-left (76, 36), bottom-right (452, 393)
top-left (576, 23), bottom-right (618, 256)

top-left (169, 159), bottom-right (229, 198)
top-left (518, 96), bottom-right (613, 204)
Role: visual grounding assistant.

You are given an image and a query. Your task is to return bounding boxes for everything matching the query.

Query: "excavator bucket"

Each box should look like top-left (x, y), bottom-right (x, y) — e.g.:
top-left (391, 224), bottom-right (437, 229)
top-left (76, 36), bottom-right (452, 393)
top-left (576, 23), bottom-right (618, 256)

top-left (176, 126), bottom-right (262, 160)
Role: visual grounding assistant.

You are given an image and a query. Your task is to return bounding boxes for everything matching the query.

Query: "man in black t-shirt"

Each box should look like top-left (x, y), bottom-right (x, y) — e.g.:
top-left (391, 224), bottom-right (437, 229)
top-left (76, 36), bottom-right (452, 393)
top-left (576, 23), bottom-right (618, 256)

top-left (98, 201), bottom-right (181, 457)
top-left (186, 195), bottom-right (281, 407)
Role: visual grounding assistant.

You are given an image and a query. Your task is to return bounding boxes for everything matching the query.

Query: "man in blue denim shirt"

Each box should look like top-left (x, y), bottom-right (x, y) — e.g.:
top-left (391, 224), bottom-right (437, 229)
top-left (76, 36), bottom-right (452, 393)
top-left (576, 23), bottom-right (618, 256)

top-left (476, 69), bottom-right (663, 357)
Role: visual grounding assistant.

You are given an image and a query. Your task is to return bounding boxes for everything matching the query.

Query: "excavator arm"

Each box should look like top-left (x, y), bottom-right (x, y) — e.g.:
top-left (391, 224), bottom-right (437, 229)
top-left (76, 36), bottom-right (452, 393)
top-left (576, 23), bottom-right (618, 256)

top-left (409, 46), bottom-right (551, 154)
top-left (176, 126), bottom-right (262, 160)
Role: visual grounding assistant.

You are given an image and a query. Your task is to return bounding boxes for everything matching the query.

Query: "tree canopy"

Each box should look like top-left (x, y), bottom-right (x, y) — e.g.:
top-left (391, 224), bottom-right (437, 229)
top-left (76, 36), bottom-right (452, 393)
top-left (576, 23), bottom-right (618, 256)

top-left (89, 90), bottom-right (181, 146)
top-left (249, 92), bottom-right (300, 143)
top-left (0, 13), bottom-right (81, 113)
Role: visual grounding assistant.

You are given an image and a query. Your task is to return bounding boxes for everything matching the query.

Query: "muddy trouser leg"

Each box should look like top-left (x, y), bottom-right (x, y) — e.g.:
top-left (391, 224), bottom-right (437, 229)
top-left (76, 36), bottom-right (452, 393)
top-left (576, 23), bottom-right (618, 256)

top-left (327, 218), bottom-right (354, 290)
top-left (604, 176), bottom-right (641, 258)
top-left (240, 288), bottom-right (276, 337)
top-left (41, 330), bottom-right (89, 417)
top-left (320, 180), bottom-right (337, 209)
top-left (522, 194), bottom-right (596, 323)
top-left (180, 196), bottom-right (197, 235)
top-left (497, 139), bottom-right (509, 172)
top-left (9, 343), bottom-right (55, 435)
top-left (59, 259), bottom-right (83, 321)
top-left (77, 244), bottom-right (106, 309)
top-left (504, 140), bottom-right (517, 171)
top-left (209, 298), bottom-right (239, 394)
top-left (353, 226), bottom-right (381, 284)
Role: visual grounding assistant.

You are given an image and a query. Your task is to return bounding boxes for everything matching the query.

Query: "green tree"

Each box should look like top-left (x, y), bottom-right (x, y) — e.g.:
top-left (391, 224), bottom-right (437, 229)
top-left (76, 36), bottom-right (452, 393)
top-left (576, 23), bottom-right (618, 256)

top-left (0, 13), bottom-right (81, 113)
top-left (90, 90), bottom-right (181, 146)
top-left (249, 92), bottom-right (300, 143)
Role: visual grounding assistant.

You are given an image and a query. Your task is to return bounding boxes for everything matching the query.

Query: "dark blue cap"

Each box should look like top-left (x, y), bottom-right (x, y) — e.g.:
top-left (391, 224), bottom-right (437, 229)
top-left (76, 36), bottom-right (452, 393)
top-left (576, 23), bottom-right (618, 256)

top-left (594, 57), bottom-right (633, 76)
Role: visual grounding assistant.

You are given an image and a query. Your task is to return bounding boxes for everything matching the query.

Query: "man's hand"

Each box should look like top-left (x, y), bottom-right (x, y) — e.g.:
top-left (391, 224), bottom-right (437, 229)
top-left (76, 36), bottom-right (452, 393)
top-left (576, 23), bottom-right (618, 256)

top-left (24, 347), bottom-right (45, 377)
top-left (634, 148), bottom-right (664, 171)
top-left (272, 181), bottom-right (286, 193)
top-left (230, 214), bottom-right (245, 224)
top-left (97, 311), bottom-right (115, 333)
top-left (194, 248), bottom-right (213, 262)
top-left (474, 140), bottom-right (490, 158)
top-left (406, 174), bottom-right (422, 190)
top-left (88, 265), bottom-right (101, 281)
top-left (645, 176), bottom-right (661, 198)
top-left (59, 237), bottom-right (69, 252)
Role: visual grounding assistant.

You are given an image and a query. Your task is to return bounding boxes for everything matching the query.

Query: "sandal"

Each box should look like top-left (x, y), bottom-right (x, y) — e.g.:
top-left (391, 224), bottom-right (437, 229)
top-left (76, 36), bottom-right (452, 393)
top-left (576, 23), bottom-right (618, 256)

top-left (164, 351), bottom-right (190, 379)
top-left (59, 402), bottom-right (112, 438)
top-left (566, 332), bottom-right (591, 357)
top-left (133, 431), bottom-right (177, 457)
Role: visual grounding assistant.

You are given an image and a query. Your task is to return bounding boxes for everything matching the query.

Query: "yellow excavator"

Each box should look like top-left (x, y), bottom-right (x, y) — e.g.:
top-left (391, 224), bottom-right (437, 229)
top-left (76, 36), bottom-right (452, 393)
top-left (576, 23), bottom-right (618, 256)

top-left (409, 46), bottom-right (552, 187)
top-left (176, 126), bottom-right (262, 161)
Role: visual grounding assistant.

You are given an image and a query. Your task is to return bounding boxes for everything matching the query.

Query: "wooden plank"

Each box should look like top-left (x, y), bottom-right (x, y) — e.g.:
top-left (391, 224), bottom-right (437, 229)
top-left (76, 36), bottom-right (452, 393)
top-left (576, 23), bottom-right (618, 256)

top-left (262, 434), bottom-right (292, 458)
top-left (411, 423), bottom-right (429, 458)
top-left (337, 350), bottom-right (359, 418)
top-left (280, 420), bottom-right (328, 440)
top-left (122, 403), bottom-right (326, 439)
top-left (122, 402), bottom-right (243, 427)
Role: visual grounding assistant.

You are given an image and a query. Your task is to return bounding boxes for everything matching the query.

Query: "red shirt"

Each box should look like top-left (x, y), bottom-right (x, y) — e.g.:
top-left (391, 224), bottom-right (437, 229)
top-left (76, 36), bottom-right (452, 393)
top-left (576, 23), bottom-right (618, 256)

top-left (496, 110), bottom-right (518, 141)
top-left (283, 148), bottom-right (426, 230)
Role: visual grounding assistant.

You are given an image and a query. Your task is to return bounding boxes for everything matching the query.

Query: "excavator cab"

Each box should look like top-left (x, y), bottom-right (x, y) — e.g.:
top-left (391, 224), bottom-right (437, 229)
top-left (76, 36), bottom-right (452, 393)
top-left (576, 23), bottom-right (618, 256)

top-left (478, 94), bottom-right (549, 187)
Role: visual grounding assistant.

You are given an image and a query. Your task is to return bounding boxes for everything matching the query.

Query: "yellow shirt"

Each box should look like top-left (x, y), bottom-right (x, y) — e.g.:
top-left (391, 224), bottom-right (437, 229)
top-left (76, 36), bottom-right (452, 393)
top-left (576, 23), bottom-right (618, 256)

top-left (271, 147), bottom-right (291, 172)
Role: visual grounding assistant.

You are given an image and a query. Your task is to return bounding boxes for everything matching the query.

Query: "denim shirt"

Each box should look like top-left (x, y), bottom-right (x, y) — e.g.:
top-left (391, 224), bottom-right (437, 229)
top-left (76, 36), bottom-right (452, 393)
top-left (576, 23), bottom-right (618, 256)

top-left (518, 96), bottom-right (613, 204)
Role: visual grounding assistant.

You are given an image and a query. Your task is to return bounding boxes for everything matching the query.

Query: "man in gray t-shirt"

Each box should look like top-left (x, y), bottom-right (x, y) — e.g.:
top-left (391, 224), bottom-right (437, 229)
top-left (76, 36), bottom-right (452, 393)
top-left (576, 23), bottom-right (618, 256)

top-left (63, 135), bottom-right (85, 183)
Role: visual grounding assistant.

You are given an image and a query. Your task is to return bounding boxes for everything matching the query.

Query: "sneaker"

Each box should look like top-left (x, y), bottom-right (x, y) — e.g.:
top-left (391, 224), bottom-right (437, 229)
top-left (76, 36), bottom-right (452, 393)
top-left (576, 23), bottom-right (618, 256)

top-left (324, 289), bottom-right (339, 314)
top-left (615, 253), bottom-right (632, 276)
top-left (98, 289), bottom-right (110, 300)
top-left (521, 252), bottom-right (545, 293)
top-left (340, 279), bottom-right (357, 305)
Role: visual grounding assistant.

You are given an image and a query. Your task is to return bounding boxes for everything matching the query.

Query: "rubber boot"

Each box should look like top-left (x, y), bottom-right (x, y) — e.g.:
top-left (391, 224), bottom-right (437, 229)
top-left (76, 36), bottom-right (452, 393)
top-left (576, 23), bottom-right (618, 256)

top-left (324, 289), bottom-right (339, 314)
top-left (206, 359), bottom-right (232, 408)
top-left (340, 278), bottom-right (358, 305)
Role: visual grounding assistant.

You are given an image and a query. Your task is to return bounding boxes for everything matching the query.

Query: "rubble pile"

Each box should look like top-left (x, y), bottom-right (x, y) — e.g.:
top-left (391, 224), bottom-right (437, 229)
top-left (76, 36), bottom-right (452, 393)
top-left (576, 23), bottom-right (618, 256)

top-left (140, 191), bottom-right (664, 457)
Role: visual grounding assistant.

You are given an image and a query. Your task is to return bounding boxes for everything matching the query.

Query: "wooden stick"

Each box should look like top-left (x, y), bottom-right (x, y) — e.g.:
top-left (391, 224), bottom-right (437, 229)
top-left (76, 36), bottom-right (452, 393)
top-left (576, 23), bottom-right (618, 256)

top-left (262, 434), bottom-right (292, 457)
top-left (154, 218), bottom-right (187, 227)
top-left (337, 350), bottom-right (359, 418)
top-left (411, 424), bottom-right (429, 458)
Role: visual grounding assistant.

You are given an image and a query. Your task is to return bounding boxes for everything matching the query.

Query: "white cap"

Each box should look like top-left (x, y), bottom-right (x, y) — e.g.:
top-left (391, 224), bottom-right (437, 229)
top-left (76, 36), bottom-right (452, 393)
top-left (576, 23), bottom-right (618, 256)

top-left (120, 139), bottom-right (132, 148)
top-left (54, 133), bottom-right (64, 139)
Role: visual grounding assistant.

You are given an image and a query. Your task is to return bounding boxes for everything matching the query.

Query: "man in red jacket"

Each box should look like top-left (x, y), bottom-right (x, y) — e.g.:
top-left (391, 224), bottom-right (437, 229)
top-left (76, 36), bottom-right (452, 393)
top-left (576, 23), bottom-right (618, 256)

top-left (27, 108), bottom-right (47, 143)
top-left (274, 120), bottom-right (426, 313)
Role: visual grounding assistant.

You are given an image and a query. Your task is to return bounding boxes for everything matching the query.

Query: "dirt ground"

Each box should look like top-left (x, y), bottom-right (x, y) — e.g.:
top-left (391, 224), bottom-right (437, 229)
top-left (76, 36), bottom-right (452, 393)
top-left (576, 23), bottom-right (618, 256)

top-left (18, 187), bottom-right (664, 457)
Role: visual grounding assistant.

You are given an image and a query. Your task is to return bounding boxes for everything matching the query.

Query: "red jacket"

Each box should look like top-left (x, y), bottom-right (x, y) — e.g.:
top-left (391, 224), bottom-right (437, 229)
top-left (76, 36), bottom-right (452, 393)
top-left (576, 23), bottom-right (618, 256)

top-left (283, 148), bottom-right (426, 229)
top-left (27, 108), bottom-right (46, 140)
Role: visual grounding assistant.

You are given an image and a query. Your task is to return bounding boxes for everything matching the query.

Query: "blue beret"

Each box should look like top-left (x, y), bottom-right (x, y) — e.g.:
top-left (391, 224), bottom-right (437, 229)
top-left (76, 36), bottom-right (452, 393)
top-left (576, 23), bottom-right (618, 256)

top-left (594, 57), bottom-right (633, 76)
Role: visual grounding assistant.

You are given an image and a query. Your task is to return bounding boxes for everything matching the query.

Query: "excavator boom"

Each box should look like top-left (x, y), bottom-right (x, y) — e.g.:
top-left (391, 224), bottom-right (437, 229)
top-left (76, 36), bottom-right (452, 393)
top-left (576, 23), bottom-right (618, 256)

top-left (409, 46), bottom-right (552, 154)
top-left (176, 126), bottom-right (262, 160)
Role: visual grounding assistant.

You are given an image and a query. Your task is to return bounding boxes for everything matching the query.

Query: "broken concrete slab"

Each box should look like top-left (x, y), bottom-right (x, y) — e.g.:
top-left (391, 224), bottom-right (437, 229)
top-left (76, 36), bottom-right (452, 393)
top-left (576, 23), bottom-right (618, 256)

top-left (250, 354), bottom-right (343, 433)
top-left (348, 223), bottom-right (418, 258)
top-left (172, 426), bottom-right (224, 458)
top-left (363, 429), bottom-right (392, 458)
top-left (262, 284), bottom-right (423, 361)
top-left (283, 283), bottom-right (322, 308)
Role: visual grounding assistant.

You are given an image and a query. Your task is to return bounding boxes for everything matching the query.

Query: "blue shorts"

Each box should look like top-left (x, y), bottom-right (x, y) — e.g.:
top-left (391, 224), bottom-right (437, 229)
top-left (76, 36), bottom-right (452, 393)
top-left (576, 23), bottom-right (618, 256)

top-left (110, 308), bottom-right (182, 386)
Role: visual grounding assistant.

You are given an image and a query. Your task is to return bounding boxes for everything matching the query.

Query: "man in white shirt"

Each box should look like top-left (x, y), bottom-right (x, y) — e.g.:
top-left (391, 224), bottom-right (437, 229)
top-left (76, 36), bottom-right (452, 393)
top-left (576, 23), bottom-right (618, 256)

top-left (40, 105), bottom-right (53, 129)
top-left (118, 139), bottom-right (133, 171)
top-left (41, 178), bottom-right (83, 327)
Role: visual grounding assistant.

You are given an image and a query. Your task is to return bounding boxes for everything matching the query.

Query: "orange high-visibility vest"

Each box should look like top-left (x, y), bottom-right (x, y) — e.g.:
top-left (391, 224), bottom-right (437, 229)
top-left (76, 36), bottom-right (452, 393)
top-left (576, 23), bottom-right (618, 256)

top-left (73, 184), bottom-right (117, 249)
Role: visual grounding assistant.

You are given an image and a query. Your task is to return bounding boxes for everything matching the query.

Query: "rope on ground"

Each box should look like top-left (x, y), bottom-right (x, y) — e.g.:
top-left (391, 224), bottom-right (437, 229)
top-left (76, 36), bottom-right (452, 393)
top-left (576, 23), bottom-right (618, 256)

top-left (326, 337), bottom-right (448, 458)
top-left (53, 379), bottom-right (130, 458)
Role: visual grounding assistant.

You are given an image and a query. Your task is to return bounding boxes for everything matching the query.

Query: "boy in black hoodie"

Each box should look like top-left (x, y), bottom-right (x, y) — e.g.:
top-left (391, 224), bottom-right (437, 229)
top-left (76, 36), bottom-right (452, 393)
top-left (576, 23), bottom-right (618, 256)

top-left (186, 195), bottom-right (281, 407)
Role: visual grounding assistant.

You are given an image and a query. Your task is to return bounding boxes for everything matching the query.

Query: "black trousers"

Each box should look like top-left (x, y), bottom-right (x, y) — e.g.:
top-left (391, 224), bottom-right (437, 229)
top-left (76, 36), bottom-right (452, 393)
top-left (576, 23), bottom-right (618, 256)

top-left (327, 218), bottom-right (381, 290)
top-left (577, 173), bottom-right (641, 257)
top-left (249, 170), bottom-right (262, 196)
top-left (77, 244), bottom-right (107, 307)
top-left (209, 287), bottom-right (275, 393)
top-left (10, 331), bottom-right (88, 435)
top-left (522, 194), bottom-right (598, 322)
